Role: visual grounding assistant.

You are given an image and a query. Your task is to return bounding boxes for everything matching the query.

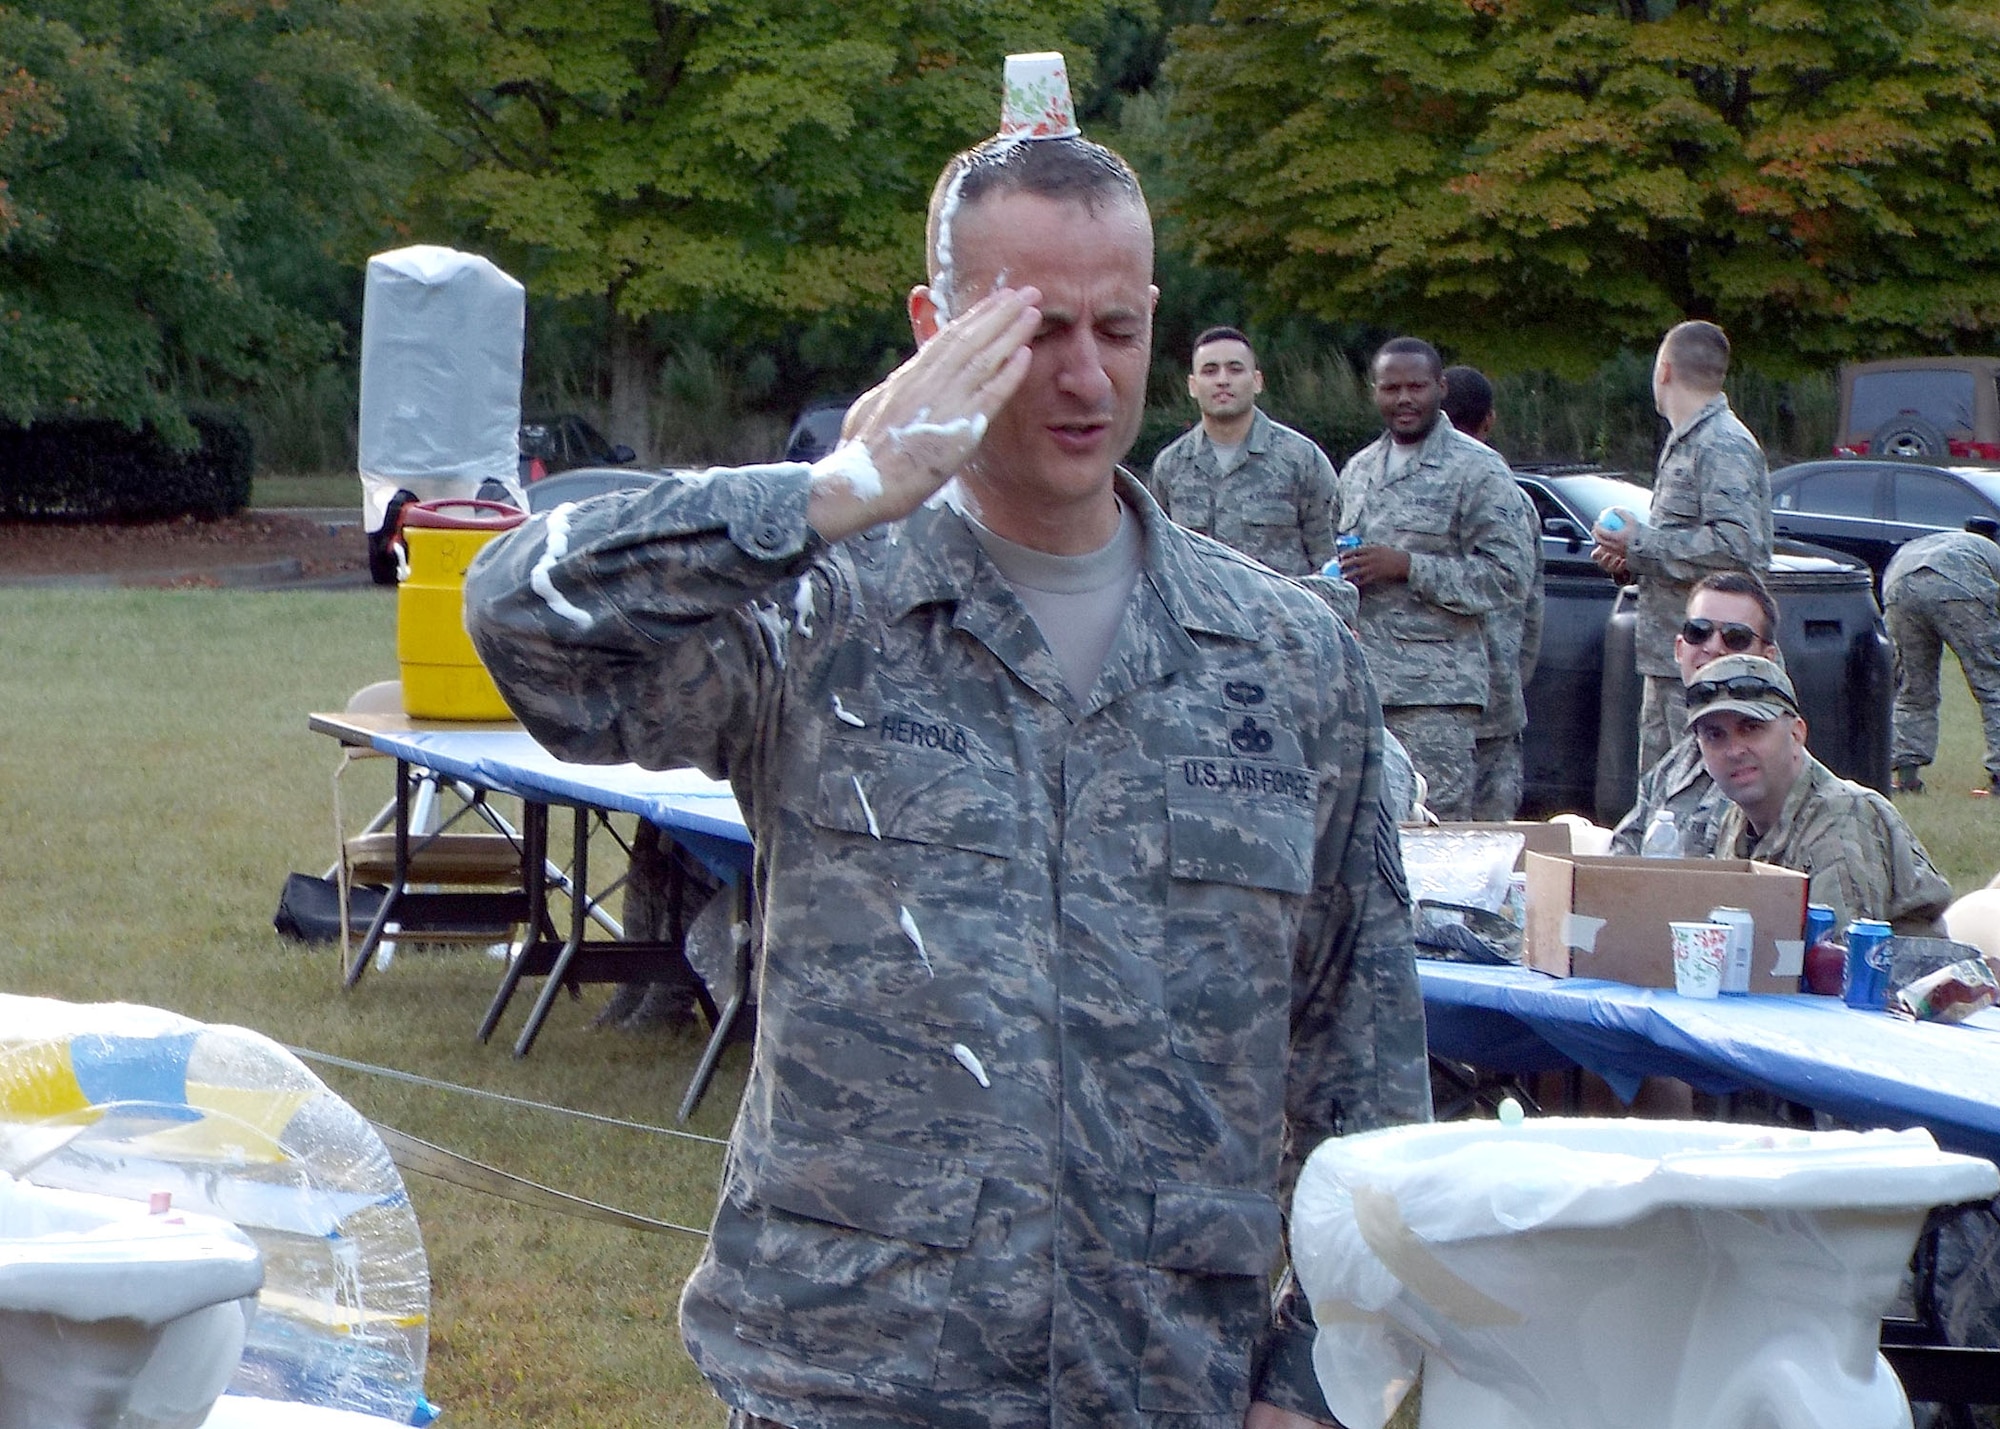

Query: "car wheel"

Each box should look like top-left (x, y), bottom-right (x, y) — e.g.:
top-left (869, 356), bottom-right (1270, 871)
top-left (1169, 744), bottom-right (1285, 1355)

top-left (1870, 415), bottom-right (1947, 459)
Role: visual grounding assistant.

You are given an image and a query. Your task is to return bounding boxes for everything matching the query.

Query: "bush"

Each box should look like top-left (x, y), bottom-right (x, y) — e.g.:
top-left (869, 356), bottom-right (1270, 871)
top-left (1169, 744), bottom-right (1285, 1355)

top-left (0, 409), bottom-right (256, 520)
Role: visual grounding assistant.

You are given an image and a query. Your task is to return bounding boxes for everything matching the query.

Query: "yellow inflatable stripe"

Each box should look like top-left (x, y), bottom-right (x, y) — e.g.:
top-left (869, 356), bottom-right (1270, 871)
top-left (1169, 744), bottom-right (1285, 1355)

top-left (0, 1041), bottom-right (91, 1119)
top-left (138, 1085), bottom-right (315, 1164)
top-left (255, 1287), bottom-right (428, 1332)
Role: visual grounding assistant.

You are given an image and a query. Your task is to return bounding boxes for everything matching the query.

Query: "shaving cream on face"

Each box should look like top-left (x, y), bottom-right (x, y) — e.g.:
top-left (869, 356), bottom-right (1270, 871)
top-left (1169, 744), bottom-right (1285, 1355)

top-left (531, 506), bottom-right (594, 631)
top-left (811, 438), bottom-right (883, 503)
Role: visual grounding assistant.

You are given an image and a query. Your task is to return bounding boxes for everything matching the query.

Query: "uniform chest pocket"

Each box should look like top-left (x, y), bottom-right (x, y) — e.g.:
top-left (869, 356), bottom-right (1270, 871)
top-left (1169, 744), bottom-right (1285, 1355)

top-left (1386, 505), bottom-right (1454, 551)
top-left (1162, 761), bottom-right (1315, 1067)
top-left (793, 744), bottom-right (1021, 1011)
top-left (1236, 498), bottom-right (1297, 529)
top-left (814, 743), bottom-right (1017, 856)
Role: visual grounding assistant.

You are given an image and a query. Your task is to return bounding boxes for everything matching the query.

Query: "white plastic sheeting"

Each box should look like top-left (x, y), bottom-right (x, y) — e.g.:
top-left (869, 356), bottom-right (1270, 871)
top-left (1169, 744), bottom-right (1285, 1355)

top-left (357, 244), bottom-right (526, 533)
top-left (0, 996), bottom-right (429, 1425)
top-left (1293, 1117), bottom-right (2000, 1429)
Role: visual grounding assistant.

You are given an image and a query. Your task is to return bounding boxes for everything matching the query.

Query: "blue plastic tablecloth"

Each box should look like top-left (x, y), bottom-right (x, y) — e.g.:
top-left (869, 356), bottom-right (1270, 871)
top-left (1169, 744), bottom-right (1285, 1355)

top-left (1420, 961), bottom-right (2000, 1163)
top-left (369, 727), bottom-right (753, 881)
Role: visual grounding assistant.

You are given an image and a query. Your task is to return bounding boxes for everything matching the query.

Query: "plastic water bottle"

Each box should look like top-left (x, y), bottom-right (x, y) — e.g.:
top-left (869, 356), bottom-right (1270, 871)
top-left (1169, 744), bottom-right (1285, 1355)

top-left (1641, 809), bottom-right (1683, 859)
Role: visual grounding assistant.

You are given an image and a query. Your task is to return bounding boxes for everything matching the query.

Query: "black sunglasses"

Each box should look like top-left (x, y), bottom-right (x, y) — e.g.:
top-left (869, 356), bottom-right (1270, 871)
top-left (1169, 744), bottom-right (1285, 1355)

top-left (1686, 675), bottom-right (1795, 710)
top-left (1680, 618), bottom-right (1764, 653)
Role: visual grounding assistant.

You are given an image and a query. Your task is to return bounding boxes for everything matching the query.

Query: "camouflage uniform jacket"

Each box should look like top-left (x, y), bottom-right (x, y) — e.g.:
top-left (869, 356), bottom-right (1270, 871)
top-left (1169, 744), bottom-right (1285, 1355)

top-left (463, 466), bottom-right (1431, 1429)
top-left (1626, 394), bottom-right (1771, 677)
top-left (1712, 753), bottom-right (1952, 936)
top-left (1477, 481), bottom-right (1546, 741)
top-left (1884, 530), bottom-right (2000, 605)
top-left (1145, 408), bottom-right (1339, 576)
top-left (1607, 734), bottom-right (1726, 857)
top-left (1334, 417), bottom-right (1538, 709)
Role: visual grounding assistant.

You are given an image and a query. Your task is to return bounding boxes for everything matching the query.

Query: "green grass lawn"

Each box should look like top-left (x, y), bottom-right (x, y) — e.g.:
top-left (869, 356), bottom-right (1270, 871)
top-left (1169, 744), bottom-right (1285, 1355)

top-left (1, 588), bottom-right (1991, 1427)
top-left (0, 588), bottom-right (740, 1428)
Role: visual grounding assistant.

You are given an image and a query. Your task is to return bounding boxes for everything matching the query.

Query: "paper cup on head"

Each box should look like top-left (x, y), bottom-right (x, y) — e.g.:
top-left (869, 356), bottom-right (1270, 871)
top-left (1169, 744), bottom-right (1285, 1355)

top-left (1669, 921), bottom-right (1728, 999)
top-left (1001, 52), bottom-right (1079, 139)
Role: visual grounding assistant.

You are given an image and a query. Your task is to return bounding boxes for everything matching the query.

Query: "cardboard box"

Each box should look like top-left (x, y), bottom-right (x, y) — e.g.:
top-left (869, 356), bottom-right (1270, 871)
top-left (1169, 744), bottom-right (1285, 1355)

top-left (1410, 821), bottom-right (1574, 871)
top-left (1523, 853), bottom-right (1809, 992)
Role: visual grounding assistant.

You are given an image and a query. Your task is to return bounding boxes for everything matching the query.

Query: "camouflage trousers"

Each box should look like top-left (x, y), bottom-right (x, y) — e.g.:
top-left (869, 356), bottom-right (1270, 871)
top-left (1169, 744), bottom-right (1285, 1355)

top-left (1384, 704), bottom-right (1480, 820)
top-left (1888, 575), bottom-right (2000, 781)
top-left (1471, 732), bottom-right (1524, 821)
top-left (1637, 674), bottom-right (1690, 779)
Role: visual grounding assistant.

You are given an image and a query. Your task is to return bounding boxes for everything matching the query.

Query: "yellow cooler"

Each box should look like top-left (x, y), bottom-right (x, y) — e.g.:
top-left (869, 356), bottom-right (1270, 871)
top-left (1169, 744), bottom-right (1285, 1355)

top-left (396, 498), bottom-right (525, 719)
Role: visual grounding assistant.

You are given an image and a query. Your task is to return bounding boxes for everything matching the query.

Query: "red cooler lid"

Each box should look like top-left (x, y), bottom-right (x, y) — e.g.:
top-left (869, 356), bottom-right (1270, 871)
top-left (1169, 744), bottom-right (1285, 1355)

top-left (401, 498), bottom-right (525, 532)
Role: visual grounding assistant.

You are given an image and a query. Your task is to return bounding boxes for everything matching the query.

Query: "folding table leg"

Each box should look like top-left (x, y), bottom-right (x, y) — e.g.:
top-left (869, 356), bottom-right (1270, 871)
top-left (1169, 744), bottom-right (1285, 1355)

top-left (346, 760), bottom-right (415, 988)
top-left (512, 804), bottom-right (593, 1057)
top-left (475, 802), bottom-right (553, 1042)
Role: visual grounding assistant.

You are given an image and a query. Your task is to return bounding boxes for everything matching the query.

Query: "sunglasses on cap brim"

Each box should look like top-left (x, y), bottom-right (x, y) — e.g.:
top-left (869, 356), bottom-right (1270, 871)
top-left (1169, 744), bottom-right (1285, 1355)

top-left (1679, 618), bottom-right (1764, 653)
top-left (1686, 674), bottom-right (1797, 713)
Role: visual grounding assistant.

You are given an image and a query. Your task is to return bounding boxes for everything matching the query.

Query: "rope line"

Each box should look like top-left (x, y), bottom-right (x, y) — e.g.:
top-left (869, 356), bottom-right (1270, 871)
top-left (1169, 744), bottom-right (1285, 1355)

top-left (374, 1124), bottom-right (711, 1239)
top-left (285, 1045), bottom-right (731, 1148)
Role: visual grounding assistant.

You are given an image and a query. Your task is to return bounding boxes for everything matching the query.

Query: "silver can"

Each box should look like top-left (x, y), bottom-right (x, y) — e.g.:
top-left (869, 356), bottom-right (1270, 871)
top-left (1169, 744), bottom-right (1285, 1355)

top-left (1708, 905), bottom-right (1755, 995)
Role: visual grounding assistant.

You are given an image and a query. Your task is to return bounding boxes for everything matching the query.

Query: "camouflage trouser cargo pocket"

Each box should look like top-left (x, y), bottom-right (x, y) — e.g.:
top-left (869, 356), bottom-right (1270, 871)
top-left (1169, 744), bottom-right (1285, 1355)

top-left (1137, 1182), bottom-right (1282, 1413)
top-left (730, 1118), bottom-right (982, 1387)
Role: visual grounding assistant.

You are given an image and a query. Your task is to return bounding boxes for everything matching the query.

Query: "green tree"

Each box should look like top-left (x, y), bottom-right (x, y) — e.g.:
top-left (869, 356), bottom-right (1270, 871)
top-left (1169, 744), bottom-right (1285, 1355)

top-left (408, 0), bottom-right (1121, 448)
top-left (1167, 0), bottom-right (2000, 374)
top-left (0, 1), bottom-right (429, 437)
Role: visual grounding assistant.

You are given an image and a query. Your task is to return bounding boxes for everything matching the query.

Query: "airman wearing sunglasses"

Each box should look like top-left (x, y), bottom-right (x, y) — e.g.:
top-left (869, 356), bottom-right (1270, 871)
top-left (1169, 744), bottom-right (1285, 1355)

top-left (1690, 653), bottom-right (1952, 936)
top-left (1609, 571), bottom-right (1780, 855)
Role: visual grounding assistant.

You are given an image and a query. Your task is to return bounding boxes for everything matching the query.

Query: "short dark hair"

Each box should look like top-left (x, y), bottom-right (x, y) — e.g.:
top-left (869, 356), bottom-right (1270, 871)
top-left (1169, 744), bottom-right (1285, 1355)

top-left (1372, 336), bottom-right (1443, 380)
top-left (1192, 326), bottom-right (1254, 365)
top-left (1689, 569), bottom-right (1779, 641)
top-left (1440, 365), bottom-right (1493, 433)
top-left (925, 136), bottom-right (1146, 311)
top-left (1664, 320), bottom-right (1730, 390)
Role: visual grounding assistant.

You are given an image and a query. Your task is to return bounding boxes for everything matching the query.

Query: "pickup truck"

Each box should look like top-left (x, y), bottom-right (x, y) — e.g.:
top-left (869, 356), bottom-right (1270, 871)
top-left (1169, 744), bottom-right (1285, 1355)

top-left (1514, 467), bottom-right (1892, 823)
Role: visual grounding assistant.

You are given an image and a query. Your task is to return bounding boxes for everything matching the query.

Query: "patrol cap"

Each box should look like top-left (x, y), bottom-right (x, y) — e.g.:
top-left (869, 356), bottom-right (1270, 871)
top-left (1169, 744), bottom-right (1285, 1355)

top-left (1684, 653), bottom-right (1800, 726)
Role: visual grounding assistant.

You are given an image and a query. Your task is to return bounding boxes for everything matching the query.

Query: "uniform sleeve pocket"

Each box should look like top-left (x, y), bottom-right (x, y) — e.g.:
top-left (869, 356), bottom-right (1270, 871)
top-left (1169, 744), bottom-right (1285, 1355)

top-left (1138, 1183), bottom-right (1281, 1412)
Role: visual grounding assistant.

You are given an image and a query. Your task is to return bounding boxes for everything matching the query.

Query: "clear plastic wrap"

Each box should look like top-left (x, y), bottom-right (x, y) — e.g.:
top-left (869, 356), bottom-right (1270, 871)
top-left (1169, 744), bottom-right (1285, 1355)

top-left (357, 244), bottom-right (526, 534)
top-left (1292, 1117), bottom-right (2000, 1429)
top-left (0, 996), bottom-right (429, 1424)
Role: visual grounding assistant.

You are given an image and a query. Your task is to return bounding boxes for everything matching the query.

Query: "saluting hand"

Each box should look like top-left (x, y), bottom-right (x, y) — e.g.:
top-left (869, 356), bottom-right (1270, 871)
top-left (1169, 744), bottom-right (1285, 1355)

top-left (807, 287), bottom-right (1041, 543)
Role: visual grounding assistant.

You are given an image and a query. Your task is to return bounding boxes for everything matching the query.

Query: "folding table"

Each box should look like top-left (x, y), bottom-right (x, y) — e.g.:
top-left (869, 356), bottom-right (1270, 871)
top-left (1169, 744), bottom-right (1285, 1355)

top-left (308, 714), bottom-right (756, 1114)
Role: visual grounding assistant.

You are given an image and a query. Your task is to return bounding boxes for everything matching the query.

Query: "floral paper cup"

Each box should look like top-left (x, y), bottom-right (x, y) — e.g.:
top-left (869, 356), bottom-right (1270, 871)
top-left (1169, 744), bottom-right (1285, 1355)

top-left (1001, 53), bottom-right (1079, 139)
top-left (1669, 921), bottom-right (1729, 999)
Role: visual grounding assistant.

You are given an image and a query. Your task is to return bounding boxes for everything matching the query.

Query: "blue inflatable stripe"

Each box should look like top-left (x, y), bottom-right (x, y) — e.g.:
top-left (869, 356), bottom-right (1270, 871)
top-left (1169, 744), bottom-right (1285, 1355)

top-left (68, 1031), bottom-right (199, 1113)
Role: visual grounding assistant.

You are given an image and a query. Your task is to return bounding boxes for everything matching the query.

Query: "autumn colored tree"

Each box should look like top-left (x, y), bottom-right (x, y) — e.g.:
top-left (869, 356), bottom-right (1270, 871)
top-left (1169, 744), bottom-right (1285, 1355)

top-left (0, 1), bottom-right (428, 435)
top-left (1166, 0), bottom-right (2000, 374)
top-left (407, 1), bottom-right (1120, 447)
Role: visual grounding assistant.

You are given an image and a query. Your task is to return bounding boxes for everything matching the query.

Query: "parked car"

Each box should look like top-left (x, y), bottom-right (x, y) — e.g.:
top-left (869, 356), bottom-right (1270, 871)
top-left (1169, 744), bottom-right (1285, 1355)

top-left (518, 413), bottom-right (636, 481)
top-left (1769, 458), bottom-right (2000, 585)
top-left (1511, 466), bottom-right (1891, 821)
top-left (784, 396), bottom-right (855, 464)
top-left (1836, 357), bottom-right (2000, 460)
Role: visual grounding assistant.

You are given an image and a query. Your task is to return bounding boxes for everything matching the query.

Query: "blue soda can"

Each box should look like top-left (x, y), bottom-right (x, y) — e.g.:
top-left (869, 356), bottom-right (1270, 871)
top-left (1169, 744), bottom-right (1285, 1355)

top-left (1804, 903), bottom-right (1836, 948)
top-left (1336, 533), bottom-right (1363, 554)
top-left (1842, 919), bottom-right (1894, 1010)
